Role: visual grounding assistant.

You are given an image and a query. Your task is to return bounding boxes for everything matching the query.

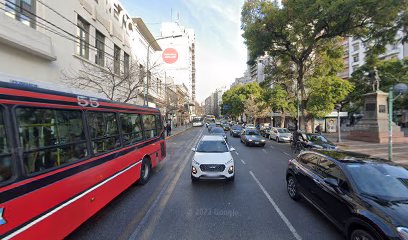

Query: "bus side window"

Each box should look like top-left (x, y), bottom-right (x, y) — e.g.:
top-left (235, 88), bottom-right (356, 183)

top-left (142, 115), bottom-right (157, 139)
top-left (87, 111), bottom-right (121, 154)
top-left (120, 113), bottom-right (143, 146)
top-left (0, 109), bottom-right (12, 183)
top-left (16, 107), bottom-right (88, 175)
top-left (155, 115), bottom-right (163, 136)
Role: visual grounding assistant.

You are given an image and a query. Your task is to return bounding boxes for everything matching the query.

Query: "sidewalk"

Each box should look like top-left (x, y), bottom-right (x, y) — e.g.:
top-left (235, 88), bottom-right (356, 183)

top-left (165, 125), bottom-right (192, 140)
top-left (323, 133), bottom-right (408, 166)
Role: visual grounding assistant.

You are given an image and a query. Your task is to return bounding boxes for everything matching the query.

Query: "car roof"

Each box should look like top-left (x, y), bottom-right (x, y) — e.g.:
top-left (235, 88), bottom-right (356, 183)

top-left (304, 149), bottom-right (389, 164)
top-left (201, 135), bottom-right (225, 141)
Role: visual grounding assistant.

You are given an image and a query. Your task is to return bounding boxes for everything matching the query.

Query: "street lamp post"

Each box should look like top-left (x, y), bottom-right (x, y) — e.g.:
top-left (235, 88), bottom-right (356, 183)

top-left (144, 35), bottom-right (182, 106)
top-left (388, 83), bottom-right (408, 161)
top-left (335, 103), bottom-right (342, 143)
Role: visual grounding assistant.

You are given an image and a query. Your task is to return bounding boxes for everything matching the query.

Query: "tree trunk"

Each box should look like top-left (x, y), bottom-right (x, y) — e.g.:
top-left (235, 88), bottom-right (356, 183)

top-left (304, 114), bottom-right (313, 133)
top-left (280, 111), bottom-right (286, 128)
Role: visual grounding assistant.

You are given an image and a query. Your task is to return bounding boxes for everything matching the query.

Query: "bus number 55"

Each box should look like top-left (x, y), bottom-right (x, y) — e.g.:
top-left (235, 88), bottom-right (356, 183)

top-left (77, 96), bottom-right (100, 108)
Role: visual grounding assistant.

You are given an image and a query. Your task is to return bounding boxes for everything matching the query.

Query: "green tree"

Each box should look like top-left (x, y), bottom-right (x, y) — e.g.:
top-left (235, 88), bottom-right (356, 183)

top-left (222, 82), bottom-right (263, 119)
top-left (242, 0), bottom-right (405, 130)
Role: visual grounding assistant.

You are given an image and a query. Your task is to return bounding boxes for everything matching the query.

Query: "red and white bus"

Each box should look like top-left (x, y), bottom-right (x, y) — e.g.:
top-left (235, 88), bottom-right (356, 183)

top-left (0, 79), bottom-right (166, 239)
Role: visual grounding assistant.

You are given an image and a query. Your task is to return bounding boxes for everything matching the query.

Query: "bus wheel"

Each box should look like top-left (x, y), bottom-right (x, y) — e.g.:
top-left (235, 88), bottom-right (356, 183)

top-left (138, 158), bottom-right (151, 185)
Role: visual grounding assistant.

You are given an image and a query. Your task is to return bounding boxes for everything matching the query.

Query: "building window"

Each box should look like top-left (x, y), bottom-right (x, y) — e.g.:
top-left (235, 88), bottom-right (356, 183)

top-left (77, 16), bottom-right (90, 59)
top-left (114, 45), bottom-right (121, 75)
top-left (352, 54), bottom-right (359, 63)
top-left (124, 52), bottom-right (130, 75)
top-left (5, 0), bottom-right (36, 28)
top-left (95, 30), bottom-right (105, 66)
top-left (352, 43), bottom-right (359, 52)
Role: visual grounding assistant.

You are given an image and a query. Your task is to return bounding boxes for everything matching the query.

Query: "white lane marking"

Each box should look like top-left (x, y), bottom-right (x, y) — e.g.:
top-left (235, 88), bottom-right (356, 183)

top-left (249, 171), bottom-right (302, 240)
top-left (235, 151), bottom-right (239, 156)
top-left (4, 159), bottom-right (143, 240)
top-left (283, 152), bottom-right (291, 157)
top-left (262, 149), bottom-right (267, 154)
top-left (129, 127), bottom-right (204, 240)
top-left (270, 145), bottom-right (275, 149)
top-left (240, 159), bottom-right (246, 165)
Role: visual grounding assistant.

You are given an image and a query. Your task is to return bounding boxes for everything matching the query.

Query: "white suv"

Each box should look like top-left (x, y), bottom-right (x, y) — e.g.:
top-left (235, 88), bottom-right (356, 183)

top-left (191, 135), bottom-right (235, 182)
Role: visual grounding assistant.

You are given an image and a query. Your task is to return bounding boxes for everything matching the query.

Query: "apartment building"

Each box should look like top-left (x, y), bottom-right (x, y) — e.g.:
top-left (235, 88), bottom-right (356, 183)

top-left (0, 0), bottom-right (164, 106)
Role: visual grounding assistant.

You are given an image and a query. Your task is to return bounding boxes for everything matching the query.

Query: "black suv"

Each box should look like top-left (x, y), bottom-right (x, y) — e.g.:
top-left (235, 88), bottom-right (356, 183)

top-left (286, 150), bottom-right (408, 240)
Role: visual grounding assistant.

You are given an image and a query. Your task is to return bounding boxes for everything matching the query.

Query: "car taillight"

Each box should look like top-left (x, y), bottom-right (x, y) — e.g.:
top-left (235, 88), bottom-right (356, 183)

top-left (288, 159), bottom-right (292, 166)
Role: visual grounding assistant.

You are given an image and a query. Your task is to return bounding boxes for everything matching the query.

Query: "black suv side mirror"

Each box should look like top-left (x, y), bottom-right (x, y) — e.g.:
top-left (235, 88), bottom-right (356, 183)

top-left (324, 178), bottom-right (339, 188)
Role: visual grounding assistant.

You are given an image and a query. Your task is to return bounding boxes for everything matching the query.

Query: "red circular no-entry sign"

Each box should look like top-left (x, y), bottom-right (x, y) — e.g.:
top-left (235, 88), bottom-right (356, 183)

top-left (162, 48), bottom-right (178, 64)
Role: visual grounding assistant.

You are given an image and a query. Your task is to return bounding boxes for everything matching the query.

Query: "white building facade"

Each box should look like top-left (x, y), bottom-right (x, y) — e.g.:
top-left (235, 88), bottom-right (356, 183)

top-left (348, 32), bottom-right (408, 76)
top-left (157, 22), bottom-right (196, 106)
top-left (0, 0), bottom-right (163, 106)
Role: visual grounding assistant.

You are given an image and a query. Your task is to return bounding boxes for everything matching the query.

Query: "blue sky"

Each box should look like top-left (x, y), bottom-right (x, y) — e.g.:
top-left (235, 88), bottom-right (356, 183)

top-left (121, 0), bottom-right (248, 102)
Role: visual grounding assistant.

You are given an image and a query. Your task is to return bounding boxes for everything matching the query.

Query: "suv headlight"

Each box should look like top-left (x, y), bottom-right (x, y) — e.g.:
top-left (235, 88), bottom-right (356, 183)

top-left (248, 139), bottom-right (253, 142)
top-left (397, 227), bottom-right (408, 240)
top-left (192, 159), bottom-right (200, 165)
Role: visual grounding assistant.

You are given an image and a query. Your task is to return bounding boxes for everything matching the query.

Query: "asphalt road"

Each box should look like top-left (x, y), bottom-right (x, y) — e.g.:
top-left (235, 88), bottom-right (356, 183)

top-left (68, 127), bottom-right (344, 240)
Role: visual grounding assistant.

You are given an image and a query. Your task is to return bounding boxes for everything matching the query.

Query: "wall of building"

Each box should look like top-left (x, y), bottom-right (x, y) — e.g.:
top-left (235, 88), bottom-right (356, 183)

top-left (0, 0), bottom-right (157, 106)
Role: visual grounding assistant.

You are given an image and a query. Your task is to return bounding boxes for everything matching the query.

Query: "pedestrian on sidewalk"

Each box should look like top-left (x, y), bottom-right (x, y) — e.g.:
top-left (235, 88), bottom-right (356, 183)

top-left (315, 124), bottom-right (321, 135)
top-left (166, 122), bottom-right (172, 136)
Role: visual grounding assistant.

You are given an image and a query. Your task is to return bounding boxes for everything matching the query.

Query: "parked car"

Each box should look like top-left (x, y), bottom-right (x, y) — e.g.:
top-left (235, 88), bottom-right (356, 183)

top-left (230, 125), bottom-right (243, 137)
top-left (240, 129), bottom-right (265, 147)
top-left (260, 127), bottom-right (271, 138)
top-left (191, 135), bottom-right (235, 182)
top-left (304, 134), bottom-right (336, 150)
top-left (286, 149), bottom-right (408, 240)
top-left (215, 120), bottom-right (222, 126)
top-left (269, 127), bottom-right (292, 142)
top-left (210, 127), bottom-right (228, 141)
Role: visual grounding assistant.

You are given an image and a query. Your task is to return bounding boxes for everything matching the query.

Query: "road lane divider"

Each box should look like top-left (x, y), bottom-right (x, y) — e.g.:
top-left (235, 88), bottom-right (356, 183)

top-left (249, 171), bottom-right (302, 240)
top-left (283, 152), bottom-right (291, 157)
top-left (240, 159), bottom-right (246, 165)
top-left (262, 149), bottom-right (267, 154)
top-left (128, 128), bottom-right (204, 240)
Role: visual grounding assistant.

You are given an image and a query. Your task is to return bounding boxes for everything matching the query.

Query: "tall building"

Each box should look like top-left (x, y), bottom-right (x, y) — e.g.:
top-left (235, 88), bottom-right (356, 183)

top-left (231, 70), bottom-right (254, 87)
top-left (158, 22), bottom-right (196, 106)
top-left (205, 95), bottom-right (213, 115)
top-left (0, 0), bottom-right (163, 106)
top-left (348, 31), bottom-right (408, 76)
top-left (338, 38), bottom-right (350, 79)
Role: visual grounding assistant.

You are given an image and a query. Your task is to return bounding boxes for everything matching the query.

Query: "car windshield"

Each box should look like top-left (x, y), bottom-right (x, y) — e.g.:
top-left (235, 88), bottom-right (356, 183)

top-left (196, 140), bottom-right (229, 153)
top-left (346, 163), bottom-right (408, 201)
top-left (232, 126), bottom-right (242, 130)
top-left (278, 129), bottom-right (290, 133)
top-left (211, 128), bottom-right (224, 134)
top-left (308, 135), bottom-right (329, 143)
top-left (246, 130), bottom-right (260, 136)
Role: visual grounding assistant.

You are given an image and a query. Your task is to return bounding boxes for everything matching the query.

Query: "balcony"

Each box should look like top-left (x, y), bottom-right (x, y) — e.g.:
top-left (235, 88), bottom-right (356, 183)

top-left (0, 14), bottom-right (56, 61)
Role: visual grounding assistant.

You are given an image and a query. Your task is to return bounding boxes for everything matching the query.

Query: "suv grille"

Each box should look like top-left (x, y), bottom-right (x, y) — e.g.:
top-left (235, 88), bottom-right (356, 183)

top-left (200, 164), bottom-right (225, 172)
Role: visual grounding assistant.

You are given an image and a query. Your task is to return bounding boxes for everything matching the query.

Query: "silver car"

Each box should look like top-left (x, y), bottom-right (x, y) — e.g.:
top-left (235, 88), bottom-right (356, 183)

top-left (269, 127), bottom-right (292, 142)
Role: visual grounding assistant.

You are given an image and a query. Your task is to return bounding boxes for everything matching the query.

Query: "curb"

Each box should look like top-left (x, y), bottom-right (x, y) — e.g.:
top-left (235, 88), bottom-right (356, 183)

top-left (165, 127), bottom-right (192, 140)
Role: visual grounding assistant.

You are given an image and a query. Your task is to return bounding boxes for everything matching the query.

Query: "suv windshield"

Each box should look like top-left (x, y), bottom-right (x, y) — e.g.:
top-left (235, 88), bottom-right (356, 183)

top-left (308, 135), bottom-right (329, 143)
top-left (346, 163), bottom-right (408, 201)
top-left (278, 129), bottom-right (290, 133)
top-left (196, 140), bottom-right (229, 153)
